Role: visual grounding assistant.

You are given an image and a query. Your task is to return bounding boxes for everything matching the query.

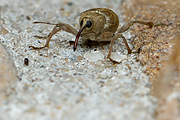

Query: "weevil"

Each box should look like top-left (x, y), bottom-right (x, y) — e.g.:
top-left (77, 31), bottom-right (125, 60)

top-left (29, 8), bottom-right (170, 60)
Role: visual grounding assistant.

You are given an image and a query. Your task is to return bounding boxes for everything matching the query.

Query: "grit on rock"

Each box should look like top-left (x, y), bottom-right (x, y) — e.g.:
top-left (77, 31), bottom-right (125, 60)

top-left (0, 0), bottom-right (157, 120)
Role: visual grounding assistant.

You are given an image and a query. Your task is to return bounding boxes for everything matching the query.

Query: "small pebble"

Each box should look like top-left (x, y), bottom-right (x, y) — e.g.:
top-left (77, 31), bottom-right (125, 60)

top-left (84, 51), bottom-right (104, 62)
top-left (24, 58), bottom-right (29, 66)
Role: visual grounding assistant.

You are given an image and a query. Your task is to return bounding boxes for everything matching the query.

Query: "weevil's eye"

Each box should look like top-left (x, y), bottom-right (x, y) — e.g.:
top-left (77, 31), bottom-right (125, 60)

top-left (80, 20), bottom-right (83, 27)
top-left (86, 20), bottom-right (92, 28)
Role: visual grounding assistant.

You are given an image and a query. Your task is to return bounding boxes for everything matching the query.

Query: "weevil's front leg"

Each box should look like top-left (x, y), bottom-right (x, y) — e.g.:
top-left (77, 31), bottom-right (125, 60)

top-left (29, 22), bottom-right (78, 50)
top-left (96, 32), bottom-right (114, 50)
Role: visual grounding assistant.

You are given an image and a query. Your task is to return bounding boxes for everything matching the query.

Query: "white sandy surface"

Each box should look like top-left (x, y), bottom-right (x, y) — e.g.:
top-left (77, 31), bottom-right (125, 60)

top-left (0, 0), bottom-right (156, 120)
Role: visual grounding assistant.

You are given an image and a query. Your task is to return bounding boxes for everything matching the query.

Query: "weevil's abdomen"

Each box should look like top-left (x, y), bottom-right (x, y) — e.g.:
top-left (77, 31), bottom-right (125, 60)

top-left (81, 8), bottom-right (119, 33)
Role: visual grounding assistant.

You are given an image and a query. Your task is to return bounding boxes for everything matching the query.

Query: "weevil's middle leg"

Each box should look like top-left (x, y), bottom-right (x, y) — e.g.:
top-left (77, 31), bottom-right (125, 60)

top-left (107, 33), bottom-right (133, 58)
top-left (29, 22), bottom-right (78, 50)
top-left (96, 32), bottom-right (129, 59)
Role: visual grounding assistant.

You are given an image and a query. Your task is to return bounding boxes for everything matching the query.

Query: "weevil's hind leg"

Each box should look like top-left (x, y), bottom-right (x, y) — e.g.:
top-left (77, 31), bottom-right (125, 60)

top-left (118, 20), bottom-right (171, 33)
top-left (117, 34), bottom-right (132, 54)
top-left (29, 22), bottom-right (78, 50)
top-left (116, 20), bottom-right (171, 54)
top-left (118, 20), bottom-right (154, 33)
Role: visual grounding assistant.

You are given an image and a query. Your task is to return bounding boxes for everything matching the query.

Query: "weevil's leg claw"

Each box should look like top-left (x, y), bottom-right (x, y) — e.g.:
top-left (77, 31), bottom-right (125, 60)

top-left (29, 46), bottom-right (46, 50)
top-left (34, 35), bottom-right (48, 39)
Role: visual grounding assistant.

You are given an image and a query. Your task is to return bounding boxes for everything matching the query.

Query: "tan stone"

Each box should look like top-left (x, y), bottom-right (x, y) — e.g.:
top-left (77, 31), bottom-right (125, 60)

top-left (0, 42), bottom-right (17, 95)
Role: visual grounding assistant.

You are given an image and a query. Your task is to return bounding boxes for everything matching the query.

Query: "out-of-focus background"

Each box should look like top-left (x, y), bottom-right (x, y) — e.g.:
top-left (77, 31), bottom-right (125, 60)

top-left (0, 0), bottom-right (179, 120)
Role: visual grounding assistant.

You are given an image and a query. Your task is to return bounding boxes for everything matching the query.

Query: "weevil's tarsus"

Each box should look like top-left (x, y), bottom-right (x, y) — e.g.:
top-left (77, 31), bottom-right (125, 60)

top-left (108, 57), bottom-right (126, 65)
top-left (34, 35), bottom-right (48, 39)
top-left (154, 22), bottom-right (172, 27)
top-left (33, 21), bottom-right (57, 25)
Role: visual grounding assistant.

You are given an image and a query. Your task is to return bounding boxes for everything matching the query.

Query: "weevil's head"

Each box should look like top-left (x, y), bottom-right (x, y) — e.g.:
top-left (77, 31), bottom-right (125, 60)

top-left (73, 12), bottom-right (105, 51)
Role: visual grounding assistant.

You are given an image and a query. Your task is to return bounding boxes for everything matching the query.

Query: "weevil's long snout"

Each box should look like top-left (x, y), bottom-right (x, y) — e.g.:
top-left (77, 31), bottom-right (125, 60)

top-left (73, 26), bottom-right (85, 51)
top-left (73, 19), bottom-right (92, 51)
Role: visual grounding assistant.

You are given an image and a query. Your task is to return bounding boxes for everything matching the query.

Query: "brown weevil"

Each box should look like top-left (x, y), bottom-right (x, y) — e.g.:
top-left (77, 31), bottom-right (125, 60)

top-left (29, 8), bottom-right (170, 60)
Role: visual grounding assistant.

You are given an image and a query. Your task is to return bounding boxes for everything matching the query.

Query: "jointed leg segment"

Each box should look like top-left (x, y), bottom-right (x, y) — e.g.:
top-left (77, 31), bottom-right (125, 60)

top-left (106, 33), bottom-right (132, 59)
top-left (118, 20), bottom-right (171, 33)
top-left (29, 22), bottom-right (78, 50)
top-left (106, 20), bottom-right (171, 58)
top-left (118, 20), bottom-right (154, 33)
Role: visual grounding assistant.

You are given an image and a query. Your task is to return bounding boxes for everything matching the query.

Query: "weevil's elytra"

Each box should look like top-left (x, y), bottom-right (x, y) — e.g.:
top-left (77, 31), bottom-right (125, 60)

top-left (29, 8), bottom-right (171, 62)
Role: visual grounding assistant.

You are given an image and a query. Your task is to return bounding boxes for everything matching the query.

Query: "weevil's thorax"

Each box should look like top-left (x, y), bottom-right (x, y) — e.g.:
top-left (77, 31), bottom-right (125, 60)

top-left (79, 8), bottom-right (119, 40)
